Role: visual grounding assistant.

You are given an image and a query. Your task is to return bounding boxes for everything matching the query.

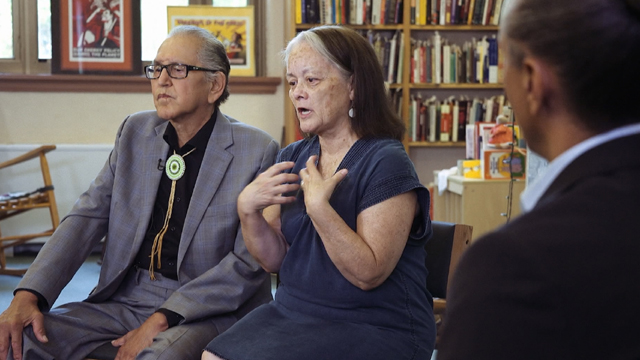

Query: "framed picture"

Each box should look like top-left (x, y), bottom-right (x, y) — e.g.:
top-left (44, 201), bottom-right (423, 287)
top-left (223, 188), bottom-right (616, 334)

top-left (52, 0), bottom-right (142, 75)
top-left (167, 6), bottom-right (256, 77)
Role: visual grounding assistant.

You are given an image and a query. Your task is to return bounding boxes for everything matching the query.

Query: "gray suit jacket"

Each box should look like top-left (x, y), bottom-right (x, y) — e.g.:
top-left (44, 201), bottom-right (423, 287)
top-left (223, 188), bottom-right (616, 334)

top-left (19, 110), bottom-right (279, 324)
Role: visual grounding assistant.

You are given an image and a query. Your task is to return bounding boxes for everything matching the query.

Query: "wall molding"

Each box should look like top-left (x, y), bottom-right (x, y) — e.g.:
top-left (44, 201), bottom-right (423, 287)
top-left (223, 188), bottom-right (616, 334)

top-left (0, 74), bottom-right (281, 94)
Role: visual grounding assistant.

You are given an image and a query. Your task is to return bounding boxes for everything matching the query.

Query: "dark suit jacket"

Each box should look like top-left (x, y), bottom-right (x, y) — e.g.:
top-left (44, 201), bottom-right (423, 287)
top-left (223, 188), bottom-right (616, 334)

top-left (438, 132), bottom-right (640, 359)
top-left (19, 110), bottom-right (279, 324)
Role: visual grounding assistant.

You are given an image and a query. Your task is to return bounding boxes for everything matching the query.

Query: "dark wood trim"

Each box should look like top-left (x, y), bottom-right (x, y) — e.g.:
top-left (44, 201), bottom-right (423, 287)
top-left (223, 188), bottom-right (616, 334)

top-left (0, 74), bottom-right (281, 94)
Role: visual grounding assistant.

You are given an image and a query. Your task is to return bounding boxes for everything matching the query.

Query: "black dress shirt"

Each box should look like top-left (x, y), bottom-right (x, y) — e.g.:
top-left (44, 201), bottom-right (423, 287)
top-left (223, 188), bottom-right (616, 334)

top-left (135, 110), bottom-right (217, 280)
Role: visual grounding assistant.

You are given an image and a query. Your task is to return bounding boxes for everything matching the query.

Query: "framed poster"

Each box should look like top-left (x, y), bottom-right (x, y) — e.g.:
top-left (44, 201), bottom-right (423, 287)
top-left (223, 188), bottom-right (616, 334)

top-left (52, 0), bottom-right (142, 75)
top-left (167, 6), bottom-right (255, 77)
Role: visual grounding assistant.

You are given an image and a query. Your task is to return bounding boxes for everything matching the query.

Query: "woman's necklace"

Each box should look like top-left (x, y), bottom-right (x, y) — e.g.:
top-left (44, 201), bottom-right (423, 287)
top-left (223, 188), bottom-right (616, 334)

top-left (149, 147), bottom-right (196, 280)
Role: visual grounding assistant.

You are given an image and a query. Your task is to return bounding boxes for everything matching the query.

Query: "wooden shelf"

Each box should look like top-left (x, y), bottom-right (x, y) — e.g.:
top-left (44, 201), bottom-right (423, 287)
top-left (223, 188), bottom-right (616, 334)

top-left (409, 141), bottom-right (466, 148)
top-left (410, 83), bottom-right (503, 89)
top-left (0, 74), bottom-right (281, 94)
top-left (409, 25), bottom-right (499, 31)
top-left (295, 23), bottom-right (403, 30)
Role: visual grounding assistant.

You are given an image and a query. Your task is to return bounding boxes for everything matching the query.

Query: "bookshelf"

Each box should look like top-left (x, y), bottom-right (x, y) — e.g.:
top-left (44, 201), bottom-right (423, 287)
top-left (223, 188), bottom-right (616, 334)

top-left (284, 1), bottom-right (505, 156)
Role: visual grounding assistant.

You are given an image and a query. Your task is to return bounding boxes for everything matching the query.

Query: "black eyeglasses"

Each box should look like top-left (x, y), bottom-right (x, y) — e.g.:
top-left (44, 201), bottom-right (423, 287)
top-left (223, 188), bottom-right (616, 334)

top-left (144, 64), bottom-right (218, 79)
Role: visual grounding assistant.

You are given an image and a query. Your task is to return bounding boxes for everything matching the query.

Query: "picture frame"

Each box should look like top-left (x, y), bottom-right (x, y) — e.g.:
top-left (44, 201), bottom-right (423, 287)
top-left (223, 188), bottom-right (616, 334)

top-left (52, 0), bottom-right (142, 75)
top-left (167, 6), bottom-right (256, 77)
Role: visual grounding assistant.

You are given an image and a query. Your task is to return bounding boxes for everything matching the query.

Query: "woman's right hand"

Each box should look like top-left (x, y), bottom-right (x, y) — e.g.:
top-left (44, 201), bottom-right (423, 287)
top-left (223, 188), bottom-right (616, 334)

top-left (237, 161), bottom-right (300, 216)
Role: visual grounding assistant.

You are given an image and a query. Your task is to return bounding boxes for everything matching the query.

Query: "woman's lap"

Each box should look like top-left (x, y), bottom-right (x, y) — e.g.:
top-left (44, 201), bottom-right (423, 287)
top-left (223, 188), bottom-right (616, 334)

top-left (204, 301), bottom-right (431, 360)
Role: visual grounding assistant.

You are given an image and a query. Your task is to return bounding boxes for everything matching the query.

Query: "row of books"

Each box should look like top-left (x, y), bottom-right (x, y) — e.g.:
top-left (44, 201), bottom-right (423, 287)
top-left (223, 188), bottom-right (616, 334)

top-left (410, 33), bottom-right (501, 84)
top-left (295, 0), bottom-right (404, 25)
top-left (295, 0), bottom-right (506, 25)
top-left (407, 94), bottom-right (507, 144)
top-left (366, 30), bottom-right (501, 85)
top-left (410, 0), bottom-right (506, 26)
top-left (368, 30), bottom-right (404, 83)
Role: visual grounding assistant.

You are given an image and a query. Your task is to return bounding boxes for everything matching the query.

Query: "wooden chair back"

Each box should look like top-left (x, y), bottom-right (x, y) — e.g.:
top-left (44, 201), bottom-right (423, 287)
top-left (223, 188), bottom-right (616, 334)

top-left (0, 145), bottom-right (60, 276)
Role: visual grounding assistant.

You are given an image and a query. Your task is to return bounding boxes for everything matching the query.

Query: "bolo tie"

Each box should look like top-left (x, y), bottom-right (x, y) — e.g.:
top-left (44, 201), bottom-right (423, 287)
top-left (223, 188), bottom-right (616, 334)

top-left (149, 147), bottom-right (196, 280)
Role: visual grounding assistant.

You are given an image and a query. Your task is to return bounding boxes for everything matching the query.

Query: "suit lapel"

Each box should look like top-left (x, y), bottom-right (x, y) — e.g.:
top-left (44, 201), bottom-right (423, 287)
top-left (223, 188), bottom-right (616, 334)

top-left (177, 112), bottom-right (234, 268)
top-left (128, 122), bottom-right (170, 265)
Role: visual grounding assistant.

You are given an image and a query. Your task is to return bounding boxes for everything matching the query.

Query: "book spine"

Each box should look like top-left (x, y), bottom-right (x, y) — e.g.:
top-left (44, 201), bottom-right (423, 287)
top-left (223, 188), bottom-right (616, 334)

top-left (356, 0), bottom-right (364, 24)
top-left (443, 43), bottom-right (451, 84)
top-left (420, 42), bottom-right (427, 82)
top-left (428, 104), bottom-right (437, 142)
top-left (413, 41), bottom-right (420, 83)
top-left (466, 0), bottom-right (475, 24)
top-left (419, 0), bottom-right (428, 24)
top-left (333, 0), bottom-right (338, 23)
top-left (452, 101), bottom-right (459, 142)
top-left (308, 0), bottom-right (320, 23)
top-left (296, 0), bottom-right (303, 24)
top-left (440, 102), bottom-right (452, 142)
top-left (434, 31), bottom-right (441, 84)
top-left (410, 0), bottom-right (417, 24)
top-left (426, 41), bottom-right (432, 83)
top-left (381, 0), bottom-right (388, 24)
top-left (382, 37), bottom-right (391, 79)
top-left (396, 0), bottom-right (403, 23)
top-left (372, 0), bottom-right (382, 24)
top-left (396, 34), bottom-right (404, 83)
top-left (488, 35), bottom-right (498, 83)
top-left (458, 100), bottom-right (467, 141)
top-left (491, 0), bottom-right (503, 25)
top-left (411, 96), bottom-right (418, 141)
top-left (482, 0), bottom-right (492, 25)
top-left (343, 0), bottom-right (349, 23)
top-left (419, 102), bottom-right (427, 141)
top-left (388, 32), bottom-right (398, 83)
top-left (387, 0), bottom-right (397, 24)
top-left (472, 0), bottom-right (484, 25)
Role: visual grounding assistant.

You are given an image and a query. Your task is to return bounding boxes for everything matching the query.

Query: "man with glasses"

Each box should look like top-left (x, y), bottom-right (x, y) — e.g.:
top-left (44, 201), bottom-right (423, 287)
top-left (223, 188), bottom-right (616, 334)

top-left (0, 25), bottom-right (278, 360)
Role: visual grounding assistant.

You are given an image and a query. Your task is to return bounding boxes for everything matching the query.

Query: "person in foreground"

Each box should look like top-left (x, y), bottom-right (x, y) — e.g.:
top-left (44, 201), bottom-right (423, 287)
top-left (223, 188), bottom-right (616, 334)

top-left (438, 0), bottom-right (640, 359)
top-left (0, 25), bottom-right (278, 360)
top-left (202, 25), bottom-right (436, 360)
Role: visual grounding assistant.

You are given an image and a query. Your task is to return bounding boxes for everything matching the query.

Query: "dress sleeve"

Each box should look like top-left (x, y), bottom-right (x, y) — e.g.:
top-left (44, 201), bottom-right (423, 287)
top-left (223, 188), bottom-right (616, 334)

top-left (357, 142), bottom-right (431, 242)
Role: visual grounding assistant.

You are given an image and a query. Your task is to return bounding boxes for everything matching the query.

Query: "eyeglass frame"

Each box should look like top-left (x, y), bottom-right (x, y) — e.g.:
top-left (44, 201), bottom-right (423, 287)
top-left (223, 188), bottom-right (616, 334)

top-left (144, 63), bottom-right (219, 79)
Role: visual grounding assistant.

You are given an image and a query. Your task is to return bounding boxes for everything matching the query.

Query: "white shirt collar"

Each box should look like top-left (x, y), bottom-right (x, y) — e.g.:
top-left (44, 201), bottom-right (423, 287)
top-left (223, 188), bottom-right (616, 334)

top-left (520, 122), bottom-right (640, 213)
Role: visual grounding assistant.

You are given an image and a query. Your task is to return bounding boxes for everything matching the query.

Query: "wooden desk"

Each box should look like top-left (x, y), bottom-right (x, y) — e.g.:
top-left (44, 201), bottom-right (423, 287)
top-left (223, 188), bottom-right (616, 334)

top-left (432, 174), bottom-right (526, 241)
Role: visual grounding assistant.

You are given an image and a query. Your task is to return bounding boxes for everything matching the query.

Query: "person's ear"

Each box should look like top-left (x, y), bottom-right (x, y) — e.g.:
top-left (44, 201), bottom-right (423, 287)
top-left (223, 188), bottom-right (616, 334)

top-left (208, 72), bottom-right (226, 104)
top-left (522, 56), bottom-right (555, 117)
top-left (348, 75), bottom-right (355, 101)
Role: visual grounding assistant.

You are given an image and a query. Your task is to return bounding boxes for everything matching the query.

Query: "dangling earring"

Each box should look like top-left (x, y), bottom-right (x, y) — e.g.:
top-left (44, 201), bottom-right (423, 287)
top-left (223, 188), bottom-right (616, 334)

top-left (348, 107), bottom-right (355, 118)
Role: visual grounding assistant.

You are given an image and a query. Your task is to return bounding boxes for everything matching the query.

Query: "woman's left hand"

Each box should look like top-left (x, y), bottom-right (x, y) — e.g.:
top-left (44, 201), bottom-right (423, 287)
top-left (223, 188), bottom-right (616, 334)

top-left (298, 155), bottom-right (348, 213)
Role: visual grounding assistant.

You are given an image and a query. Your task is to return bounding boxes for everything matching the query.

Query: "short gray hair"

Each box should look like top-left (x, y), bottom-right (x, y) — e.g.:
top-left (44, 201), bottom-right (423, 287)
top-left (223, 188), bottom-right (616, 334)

top-left (501, 0), bottom-right (640, 132)
top-left (168, 25), bottom-right (231, 107)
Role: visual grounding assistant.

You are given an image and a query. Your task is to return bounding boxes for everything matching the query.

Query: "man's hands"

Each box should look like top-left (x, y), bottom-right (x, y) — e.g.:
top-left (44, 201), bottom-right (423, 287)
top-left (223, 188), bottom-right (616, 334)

top-left (0, 291), bottom-right (48, 360)
top-left (112, 312), bottom-right (168, 360)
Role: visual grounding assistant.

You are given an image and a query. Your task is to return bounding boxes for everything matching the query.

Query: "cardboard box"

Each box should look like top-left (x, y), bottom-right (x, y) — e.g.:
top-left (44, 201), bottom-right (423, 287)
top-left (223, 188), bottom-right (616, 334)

top-left (482, 148), bottom-right (527, 180)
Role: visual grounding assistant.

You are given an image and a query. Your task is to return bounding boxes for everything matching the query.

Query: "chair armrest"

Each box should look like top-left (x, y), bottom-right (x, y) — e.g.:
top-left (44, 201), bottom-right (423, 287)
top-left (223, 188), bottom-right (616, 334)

top-left (433, 298), bottom-right (446, 315)
top-left (0, 145), bottom-right (56, 170)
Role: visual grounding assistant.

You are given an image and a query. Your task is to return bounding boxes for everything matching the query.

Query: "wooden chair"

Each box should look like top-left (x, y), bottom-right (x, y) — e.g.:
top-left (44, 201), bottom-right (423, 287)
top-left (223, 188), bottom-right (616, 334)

top-left (0, 145), bottom-right (60, 276)
top-left (425, 220), bottom-right (473, 346)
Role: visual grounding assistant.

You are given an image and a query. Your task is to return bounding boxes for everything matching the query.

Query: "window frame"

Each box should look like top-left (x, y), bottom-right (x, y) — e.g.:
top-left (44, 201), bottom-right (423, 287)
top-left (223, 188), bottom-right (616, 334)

top-left (0, 0), bottom-right (277, 94)
top-left (0, 1), bottom-right (49, 73)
